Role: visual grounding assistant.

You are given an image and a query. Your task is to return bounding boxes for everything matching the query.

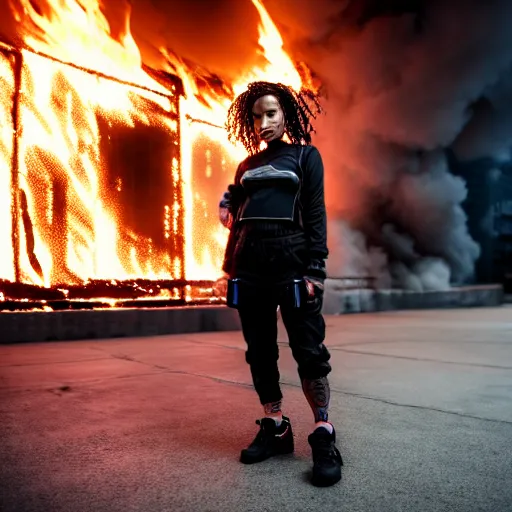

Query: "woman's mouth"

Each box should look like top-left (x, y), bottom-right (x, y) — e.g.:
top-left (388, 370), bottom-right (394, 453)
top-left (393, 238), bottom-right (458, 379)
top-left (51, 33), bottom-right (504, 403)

top-left (260, 130), bottom-right (273, 140)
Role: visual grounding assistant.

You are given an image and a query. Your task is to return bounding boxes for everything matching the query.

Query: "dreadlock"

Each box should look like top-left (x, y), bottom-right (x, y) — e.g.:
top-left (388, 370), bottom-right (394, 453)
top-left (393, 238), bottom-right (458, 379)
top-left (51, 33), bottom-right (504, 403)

top-left (226, 81), bottom-right (322, 156)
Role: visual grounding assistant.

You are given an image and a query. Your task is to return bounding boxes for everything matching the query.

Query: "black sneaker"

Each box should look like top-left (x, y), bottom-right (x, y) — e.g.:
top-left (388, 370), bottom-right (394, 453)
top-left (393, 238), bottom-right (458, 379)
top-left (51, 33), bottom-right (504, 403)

top-left (308, 426), bottom-right (343, 487)
top-left (240, 416), bottom-right (294, 464)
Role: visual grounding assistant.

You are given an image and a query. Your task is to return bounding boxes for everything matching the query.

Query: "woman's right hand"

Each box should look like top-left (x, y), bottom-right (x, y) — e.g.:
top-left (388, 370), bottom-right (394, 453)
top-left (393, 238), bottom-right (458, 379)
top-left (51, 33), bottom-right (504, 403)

top-left (219, 190), bottom-right (233, 229)
top-left (213, 273), bottom-right (230, 298)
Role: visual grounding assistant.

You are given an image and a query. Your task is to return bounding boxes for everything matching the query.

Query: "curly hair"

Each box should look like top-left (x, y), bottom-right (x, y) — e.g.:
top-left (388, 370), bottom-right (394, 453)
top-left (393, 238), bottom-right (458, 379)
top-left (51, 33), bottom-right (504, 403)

top-left (226, 81), bottom-right (322, 156)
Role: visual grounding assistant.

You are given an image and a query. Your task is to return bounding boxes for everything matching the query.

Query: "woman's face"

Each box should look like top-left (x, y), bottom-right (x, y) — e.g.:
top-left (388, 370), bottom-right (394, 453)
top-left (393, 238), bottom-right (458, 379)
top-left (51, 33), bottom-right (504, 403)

top-left (251, 94), bottom-right (285, 143)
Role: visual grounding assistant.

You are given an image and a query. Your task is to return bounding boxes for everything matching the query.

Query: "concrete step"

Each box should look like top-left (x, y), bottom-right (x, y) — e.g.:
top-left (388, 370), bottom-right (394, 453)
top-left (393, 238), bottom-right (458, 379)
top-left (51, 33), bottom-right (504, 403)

top-left (0, 306), bottom-right (241, 344)
top-left (323, 280), bottom-right (504, 315)
top-left (0, 283), bottom-right (504, 344)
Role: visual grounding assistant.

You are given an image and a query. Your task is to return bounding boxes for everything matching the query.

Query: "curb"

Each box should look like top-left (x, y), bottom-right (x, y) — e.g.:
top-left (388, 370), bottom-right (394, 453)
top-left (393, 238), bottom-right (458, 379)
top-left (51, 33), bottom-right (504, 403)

top-left (0, 284), bottom-right (504, 343)
top-left (0, 306), bottom-right (241, 344)
top-left (323, 281), bottom-right (504, 315)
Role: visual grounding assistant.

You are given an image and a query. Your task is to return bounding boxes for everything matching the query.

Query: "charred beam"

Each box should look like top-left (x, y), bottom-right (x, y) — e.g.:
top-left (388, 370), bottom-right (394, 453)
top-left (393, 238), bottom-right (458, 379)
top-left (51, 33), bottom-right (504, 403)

top-left (10, 50), bottom-right (22, 283)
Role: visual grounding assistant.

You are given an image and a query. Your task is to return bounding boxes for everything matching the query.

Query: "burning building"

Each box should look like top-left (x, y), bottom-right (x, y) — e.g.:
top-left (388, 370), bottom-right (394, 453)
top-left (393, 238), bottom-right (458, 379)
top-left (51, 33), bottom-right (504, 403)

top-left (1, 0), bottom-right (511, 313)
top-left (0, 0), bottom-right (320, 310)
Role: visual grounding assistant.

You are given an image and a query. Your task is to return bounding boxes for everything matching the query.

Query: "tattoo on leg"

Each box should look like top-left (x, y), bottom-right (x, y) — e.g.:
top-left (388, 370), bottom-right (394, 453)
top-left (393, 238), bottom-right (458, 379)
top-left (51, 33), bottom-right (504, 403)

top-left (263, 400), bottom-right (282, 415)
top-left (302, 377), bottom-right (330, 423)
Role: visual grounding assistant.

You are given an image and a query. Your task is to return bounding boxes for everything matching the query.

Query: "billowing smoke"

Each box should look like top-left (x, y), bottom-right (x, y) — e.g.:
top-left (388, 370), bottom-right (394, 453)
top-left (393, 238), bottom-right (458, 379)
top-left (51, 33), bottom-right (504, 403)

top-left (268, 0), bottom-right (512, 289)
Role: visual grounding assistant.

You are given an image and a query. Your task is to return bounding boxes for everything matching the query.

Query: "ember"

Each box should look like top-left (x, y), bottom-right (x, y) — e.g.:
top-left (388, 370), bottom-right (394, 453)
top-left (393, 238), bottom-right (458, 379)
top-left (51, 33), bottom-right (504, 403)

top-left (0, 0), bottom-right (315, 310)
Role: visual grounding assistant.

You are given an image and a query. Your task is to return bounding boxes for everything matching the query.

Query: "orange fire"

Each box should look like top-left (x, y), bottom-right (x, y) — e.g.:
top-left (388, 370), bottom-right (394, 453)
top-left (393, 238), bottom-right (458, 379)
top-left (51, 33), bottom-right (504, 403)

top-left (0, 45), bottom-right (15, 282)
top-left (1, 0), bottom-right (312, 288)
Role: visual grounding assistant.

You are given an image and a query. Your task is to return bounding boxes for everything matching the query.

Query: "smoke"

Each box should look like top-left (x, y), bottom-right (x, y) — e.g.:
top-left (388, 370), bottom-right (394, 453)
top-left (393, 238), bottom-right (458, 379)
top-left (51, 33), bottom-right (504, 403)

top-left (453, 69), bottom-right (512, 163)
top-left (264, 0), bottom-right (512, 289)
top-left (129, 0), bottom-right (262, 81)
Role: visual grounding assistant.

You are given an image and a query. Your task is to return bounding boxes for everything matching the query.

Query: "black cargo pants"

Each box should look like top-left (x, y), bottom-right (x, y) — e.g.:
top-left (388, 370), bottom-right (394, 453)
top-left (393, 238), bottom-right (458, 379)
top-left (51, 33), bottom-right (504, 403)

top-left (234, 231), bottom-right (331, 405)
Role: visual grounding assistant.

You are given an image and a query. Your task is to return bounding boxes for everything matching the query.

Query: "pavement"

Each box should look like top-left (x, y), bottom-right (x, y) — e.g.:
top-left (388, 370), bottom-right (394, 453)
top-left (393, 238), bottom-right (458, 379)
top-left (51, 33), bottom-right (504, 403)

top-left (1, 306), bottom-right (511, 512)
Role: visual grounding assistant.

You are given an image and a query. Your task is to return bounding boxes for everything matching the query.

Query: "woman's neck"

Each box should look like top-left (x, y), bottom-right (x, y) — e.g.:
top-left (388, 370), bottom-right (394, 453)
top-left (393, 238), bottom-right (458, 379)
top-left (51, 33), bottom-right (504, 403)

top-left (266, 138), bottom-right (287, 149)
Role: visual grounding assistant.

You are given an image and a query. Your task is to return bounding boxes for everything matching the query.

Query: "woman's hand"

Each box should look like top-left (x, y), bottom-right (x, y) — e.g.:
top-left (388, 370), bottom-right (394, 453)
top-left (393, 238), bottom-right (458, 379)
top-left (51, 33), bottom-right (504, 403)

top-left (213, 273), bottom-right (230, 298)
top-left (219, 190), bottom-right (233, 229)
top-left (304, 276), bottom-right (324, 299)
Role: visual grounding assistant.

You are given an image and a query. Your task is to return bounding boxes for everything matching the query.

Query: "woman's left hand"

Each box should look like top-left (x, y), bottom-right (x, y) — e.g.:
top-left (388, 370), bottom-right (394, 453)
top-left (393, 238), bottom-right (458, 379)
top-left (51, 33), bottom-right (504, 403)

top-left (304, 277), bottom-right (324, 298)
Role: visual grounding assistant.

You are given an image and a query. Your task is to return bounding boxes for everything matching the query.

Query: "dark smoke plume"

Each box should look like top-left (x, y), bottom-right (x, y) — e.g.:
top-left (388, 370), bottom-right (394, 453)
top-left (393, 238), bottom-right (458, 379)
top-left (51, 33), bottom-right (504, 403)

top-left (263, 0), bottom-right (512, 289)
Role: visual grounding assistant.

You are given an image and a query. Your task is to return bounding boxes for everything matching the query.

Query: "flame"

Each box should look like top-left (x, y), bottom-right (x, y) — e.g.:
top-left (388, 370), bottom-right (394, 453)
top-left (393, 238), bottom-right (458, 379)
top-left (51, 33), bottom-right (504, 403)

top-left (5, 0), bottom-right (181, 287)
top-left (8, 0), bottom-right (165, 92)
top-left (170, 0), bottom-right (311, 280)
top-left (0, 49), bottom-right (15, 281)
top-left (233, 0), bottom-right (303, 95)
top-left (1, 0), bottom-right (311, 288)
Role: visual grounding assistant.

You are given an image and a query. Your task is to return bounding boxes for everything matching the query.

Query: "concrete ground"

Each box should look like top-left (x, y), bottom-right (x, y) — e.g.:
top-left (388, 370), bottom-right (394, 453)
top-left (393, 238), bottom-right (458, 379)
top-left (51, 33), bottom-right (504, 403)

top-left (1, 307), bottom-right (511, 512)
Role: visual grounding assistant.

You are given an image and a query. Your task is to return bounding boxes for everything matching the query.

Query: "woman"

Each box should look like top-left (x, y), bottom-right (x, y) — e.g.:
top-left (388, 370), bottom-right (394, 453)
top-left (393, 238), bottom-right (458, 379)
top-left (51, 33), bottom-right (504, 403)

top-left (219, 81), bottom-right (342, 487)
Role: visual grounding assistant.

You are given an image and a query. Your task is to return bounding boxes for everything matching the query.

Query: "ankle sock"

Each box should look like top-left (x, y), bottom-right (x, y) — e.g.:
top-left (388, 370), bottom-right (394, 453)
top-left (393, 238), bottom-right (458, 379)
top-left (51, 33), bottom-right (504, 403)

top-left (265, 414), bottom-right (283, 426)
top-left (315, 421), bottom-right (334, 434)
top-left (263, 400), bottom-right (283, 425)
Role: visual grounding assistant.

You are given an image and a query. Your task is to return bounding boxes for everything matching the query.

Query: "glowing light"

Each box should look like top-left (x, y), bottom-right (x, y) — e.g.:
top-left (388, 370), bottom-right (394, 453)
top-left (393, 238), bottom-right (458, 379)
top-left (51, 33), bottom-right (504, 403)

top-left (1, 0), bottom-right (312, 286)
top-left (169, 0), bottom-right (309, 280)
top-left (0, 51), bottom-right (15, 281)
top-left (3, 1), bottom-right (180, 286)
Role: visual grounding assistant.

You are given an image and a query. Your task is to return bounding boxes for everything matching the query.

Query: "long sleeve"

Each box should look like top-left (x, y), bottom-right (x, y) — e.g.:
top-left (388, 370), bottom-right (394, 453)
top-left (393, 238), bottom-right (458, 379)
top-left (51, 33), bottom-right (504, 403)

top-left (301, 146), bottom-right (329, 279)
top-left (220, 163), bottom-right (246, 275)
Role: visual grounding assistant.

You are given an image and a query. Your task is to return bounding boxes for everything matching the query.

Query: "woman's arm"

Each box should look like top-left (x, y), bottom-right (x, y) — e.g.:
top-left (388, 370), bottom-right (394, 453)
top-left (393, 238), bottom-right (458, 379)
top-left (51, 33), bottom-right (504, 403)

top-left (219, 158), bottom-right (246, 218)
top-left (219, 163), bottom-right (246, 275)
top-left (301, 146), bottom-right (329, 284)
